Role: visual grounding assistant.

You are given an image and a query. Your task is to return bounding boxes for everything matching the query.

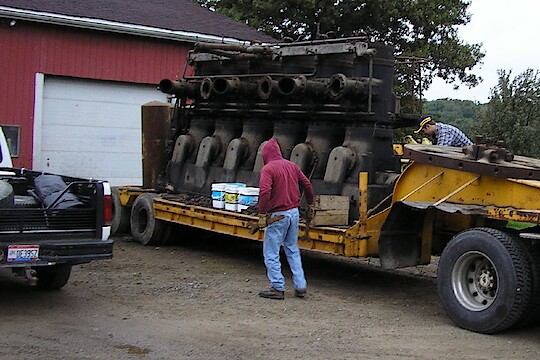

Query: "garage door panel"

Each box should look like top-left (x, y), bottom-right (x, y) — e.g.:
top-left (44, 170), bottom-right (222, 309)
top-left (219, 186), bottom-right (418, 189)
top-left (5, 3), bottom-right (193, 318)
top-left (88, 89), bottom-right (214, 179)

top-left (44, 77), bottom-right (160, 104)
top-left (41, 125), bottom-right (141, 153)
top-left (41, 150), bottom-right (143, 186)
top-left (38, 77), bottom-right (167, 186)
top-left (43, 98), bottom-right (143, 128)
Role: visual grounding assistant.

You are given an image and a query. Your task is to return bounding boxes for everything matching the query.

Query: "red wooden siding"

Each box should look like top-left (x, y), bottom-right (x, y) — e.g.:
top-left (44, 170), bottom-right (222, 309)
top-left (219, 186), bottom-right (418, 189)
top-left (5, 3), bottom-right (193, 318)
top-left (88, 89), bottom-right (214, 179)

top-left (0, 21), bottom-right (190, 167)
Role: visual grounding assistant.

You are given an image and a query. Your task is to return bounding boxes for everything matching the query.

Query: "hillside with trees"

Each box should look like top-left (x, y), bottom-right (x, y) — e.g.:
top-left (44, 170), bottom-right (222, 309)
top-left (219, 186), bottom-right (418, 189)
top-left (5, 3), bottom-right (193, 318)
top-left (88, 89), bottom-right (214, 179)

top-left (422, 68), bottom-right (540, 158)
top-left (422, 99), bottom-right (480, 139)
top-left (474, 69), bottom-right (540, 157)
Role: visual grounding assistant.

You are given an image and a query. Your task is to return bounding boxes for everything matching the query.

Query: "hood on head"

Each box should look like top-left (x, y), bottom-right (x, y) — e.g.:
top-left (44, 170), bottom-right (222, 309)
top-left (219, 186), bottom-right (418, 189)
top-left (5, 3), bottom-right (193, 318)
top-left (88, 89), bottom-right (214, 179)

top-left (261, 138), bottom-right (283, 164)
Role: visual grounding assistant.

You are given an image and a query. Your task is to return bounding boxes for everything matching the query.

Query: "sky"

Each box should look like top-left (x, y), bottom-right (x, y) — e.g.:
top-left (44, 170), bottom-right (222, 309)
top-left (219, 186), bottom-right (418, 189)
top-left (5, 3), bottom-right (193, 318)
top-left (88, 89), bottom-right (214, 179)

top-left (423, 0), bottom-right (540, 103)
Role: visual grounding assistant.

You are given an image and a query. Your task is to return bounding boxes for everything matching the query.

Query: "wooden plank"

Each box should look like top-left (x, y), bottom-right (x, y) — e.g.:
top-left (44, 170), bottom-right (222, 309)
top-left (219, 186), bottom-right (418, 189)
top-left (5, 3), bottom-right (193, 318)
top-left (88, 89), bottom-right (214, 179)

top-left (311, 209), bottom-right (349, 226)
top-left (315, 195), bottom-right (350, 210)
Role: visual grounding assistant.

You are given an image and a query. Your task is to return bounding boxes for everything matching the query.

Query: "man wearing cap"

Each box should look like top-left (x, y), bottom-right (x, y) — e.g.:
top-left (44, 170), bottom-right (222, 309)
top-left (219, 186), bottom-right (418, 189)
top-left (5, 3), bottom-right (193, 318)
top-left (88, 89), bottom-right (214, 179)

top-left (414, 116), bottom-right (472, 147)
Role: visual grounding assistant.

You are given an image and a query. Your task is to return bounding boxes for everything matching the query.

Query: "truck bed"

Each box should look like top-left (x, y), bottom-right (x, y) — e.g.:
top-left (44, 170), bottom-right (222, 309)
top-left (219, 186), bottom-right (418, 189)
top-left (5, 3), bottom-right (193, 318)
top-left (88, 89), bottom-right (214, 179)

top-left (0, 167), bottom-right (113, 275)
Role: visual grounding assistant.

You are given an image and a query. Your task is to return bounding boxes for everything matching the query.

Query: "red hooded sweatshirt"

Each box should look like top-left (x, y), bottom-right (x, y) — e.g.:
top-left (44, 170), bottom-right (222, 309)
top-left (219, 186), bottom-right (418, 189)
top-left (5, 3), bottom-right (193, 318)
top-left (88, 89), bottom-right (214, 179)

top-left (259, 138), bottom-right (315, 214)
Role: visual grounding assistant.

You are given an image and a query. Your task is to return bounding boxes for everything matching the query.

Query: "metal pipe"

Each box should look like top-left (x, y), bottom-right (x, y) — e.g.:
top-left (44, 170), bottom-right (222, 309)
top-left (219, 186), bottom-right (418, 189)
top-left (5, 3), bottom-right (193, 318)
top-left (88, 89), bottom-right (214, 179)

top-left (199, 77), bottom-right (264, 100)
top-left (159, 79), bottom-right (200, 99)
top-left (327, 73), bottom-right (380, 101)
top-left (194, 42), bottom-right (273, 55)
top-left (257, 75), bottom-right (278, 100)
top-left (277, 76), bottom-right (327, 98)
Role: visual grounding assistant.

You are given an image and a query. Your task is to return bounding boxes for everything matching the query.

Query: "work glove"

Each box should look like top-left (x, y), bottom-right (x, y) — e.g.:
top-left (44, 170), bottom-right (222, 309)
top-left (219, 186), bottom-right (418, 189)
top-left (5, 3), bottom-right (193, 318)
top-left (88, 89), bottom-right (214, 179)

top-left (402, 135), bottom-right (418, 145)
top-left (258, 214), bottom-right (268, 228)
top-left (306, 205), bottom-right (315, 224)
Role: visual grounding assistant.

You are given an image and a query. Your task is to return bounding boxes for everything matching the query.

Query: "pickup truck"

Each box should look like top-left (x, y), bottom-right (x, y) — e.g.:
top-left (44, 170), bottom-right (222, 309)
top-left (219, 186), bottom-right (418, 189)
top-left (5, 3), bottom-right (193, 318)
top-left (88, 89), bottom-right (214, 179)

top-left (0, 126), bottom-right (113, 289)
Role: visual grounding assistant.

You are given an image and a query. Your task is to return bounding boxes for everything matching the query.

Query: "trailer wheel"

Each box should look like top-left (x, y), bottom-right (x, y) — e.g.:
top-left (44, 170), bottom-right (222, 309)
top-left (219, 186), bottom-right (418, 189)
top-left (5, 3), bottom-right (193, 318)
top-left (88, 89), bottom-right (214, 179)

top-left (34, 264), bottom-right (72, 290)
top-left (111, 187), bottom-right (131, 235)
top-left (0, 180), bottom-right (14, 207)
top-left (437, 227), bottom-right (532, 334)
top-left (130, 193), bottom-right (171, 246)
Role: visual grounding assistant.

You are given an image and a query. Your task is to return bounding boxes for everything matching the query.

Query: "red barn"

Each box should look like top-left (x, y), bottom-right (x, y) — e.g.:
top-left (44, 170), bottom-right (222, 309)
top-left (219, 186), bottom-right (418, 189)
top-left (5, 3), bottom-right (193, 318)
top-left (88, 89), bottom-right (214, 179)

top-left (0, 0), bottom-right (275, 185)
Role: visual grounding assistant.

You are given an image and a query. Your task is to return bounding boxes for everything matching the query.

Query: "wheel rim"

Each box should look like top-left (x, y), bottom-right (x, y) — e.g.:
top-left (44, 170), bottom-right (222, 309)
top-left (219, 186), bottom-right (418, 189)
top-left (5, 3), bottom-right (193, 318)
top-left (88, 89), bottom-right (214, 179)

top-left (451, 251), bottom-right (499, 311)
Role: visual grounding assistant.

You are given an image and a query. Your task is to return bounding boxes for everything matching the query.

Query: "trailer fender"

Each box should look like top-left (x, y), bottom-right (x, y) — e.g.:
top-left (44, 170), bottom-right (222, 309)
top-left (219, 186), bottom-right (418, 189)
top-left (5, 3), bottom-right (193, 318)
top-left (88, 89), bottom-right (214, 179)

top-left (378, 202), bottom-right (426, 269)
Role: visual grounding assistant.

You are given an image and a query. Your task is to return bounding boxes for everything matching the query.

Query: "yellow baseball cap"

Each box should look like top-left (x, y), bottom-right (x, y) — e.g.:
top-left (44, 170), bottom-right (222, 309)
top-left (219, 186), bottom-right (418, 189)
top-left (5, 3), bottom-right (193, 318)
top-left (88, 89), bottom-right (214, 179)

top-left (414, 116), bottom-right (432, 133)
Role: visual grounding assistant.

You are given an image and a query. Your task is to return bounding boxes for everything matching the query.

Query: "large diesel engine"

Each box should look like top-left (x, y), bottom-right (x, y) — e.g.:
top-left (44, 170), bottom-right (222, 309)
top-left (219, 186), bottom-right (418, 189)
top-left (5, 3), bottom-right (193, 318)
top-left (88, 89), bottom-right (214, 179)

top-left (158, 37), bottom-right (410, 223)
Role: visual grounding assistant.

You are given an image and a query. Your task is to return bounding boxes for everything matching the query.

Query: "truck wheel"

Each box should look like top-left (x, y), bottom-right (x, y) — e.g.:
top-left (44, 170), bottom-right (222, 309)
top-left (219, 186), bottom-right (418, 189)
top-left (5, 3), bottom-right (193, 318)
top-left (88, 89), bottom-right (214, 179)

top-left (437, 228), bottom-right (532, 334)
top-left (0, 180), bottom-right (14, 207)
top-left (34, 264), bottom-right (72, 290)
top-left (130, 193), bottom-right (171, 246)
top-left (111, 187), bottom-right (131, 235)
top-left (520, 240), bottom-right (540, 326)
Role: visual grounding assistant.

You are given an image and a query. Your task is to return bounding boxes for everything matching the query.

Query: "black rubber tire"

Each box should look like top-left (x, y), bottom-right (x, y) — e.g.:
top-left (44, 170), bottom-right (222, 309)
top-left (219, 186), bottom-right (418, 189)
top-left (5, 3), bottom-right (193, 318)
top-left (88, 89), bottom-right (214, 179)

top-left (34, 264), bottom-right (72, 290)
top-left (520, 239), bottom-right (540, 326)
top-left (111, 187), bottom-right (131, 235)
top-left (437, 227), bottom-right (532, 334)
top-left (0, 180), bottom-right (14, 207)
top-left (130, 193), bottom-right (171, 246)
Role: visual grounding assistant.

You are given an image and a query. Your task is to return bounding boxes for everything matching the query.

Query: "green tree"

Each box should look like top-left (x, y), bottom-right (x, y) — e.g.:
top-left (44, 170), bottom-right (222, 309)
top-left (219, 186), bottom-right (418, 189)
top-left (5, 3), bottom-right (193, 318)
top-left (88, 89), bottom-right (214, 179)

top-left (475, 69), bottom-right (540, 157)
top-left (394, 98), bottom-right (481, 144)
top-left (197, 0), bottom-right (484, 93)
top-left (423, 98), bottom-right (480, 137)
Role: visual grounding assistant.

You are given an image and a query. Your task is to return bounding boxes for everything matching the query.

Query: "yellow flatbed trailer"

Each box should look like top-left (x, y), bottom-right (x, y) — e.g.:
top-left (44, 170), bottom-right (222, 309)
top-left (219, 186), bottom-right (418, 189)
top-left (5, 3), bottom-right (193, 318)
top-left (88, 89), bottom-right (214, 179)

top-left (113, 144), bottom-right (540, 334)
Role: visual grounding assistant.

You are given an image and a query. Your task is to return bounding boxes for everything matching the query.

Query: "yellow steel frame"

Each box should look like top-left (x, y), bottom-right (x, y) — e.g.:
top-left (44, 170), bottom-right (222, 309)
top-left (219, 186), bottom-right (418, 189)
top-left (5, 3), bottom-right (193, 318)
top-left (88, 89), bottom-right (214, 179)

top-left (381, 162), bottom-right (540, 262)
top-left (116, 161), bottom-right (540, 261)
top-left (393, 162), bottom-right (540, 217)
top-left (152, 199), bottom-right (349, 255)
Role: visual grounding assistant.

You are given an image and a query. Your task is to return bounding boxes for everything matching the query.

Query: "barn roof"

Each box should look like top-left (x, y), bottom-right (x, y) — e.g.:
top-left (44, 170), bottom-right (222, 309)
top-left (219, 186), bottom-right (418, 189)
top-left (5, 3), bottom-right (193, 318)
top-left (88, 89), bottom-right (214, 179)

top-left (0, 0), bottom-right (277, 44)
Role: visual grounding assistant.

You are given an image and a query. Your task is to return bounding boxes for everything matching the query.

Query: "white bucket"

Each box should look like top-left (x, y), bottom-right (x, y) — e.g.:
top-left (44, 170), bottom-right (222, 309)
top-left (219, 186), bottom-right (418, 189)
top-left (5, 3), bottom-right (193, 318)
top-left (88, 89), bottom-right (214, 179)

top-left (224, 183), bottom-right (245, 211)
top-left (237, 187), bottom-right (259, 212)
top-left (211, 183), bottom-right (227, 209)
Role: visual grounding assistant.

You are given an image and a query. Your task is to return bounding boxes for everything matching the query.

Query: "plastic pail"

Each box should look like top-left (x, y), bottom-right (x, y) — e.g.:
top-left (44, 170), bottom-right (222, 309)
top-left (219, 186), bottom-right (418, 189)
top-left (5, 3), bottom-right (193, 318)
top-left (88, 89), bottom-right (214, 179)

top-left (237, 187), bottom-right (260, 212)
top-left (211, 183), bottom-right (227, 209)
top-left (224, 183), bottom-right (245, 211)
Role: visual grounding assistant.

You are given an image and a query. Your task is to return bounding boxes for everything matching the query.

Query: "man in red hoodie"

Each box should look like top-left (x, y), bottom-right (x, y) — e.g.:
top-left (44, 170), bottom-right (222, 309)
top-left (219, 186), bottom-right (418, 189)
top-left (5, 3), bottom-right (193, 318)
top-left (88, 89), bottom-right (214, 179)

top-left (258, 138), bottom-right (315, 300)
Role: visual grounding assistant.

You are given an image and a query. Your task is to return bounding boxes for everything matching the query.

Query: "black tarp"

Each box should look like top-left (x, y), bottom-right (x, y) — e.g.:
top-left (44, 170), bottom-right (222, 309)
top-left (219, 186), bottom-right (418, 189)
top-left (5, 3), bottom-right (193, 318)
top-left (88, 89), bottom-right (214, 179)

top-left (34, 174), bottom-right (83, 209)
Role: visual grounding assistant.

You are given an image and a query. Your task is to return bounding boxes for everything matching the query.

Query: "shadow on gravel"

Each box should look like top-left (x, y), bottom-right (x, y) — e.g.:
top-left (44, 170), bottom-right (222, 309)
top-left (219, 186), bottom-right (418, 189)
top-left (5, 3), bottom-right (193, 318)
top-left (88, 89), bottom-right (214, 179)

top-left (154, 225), bottom-right (437, 298)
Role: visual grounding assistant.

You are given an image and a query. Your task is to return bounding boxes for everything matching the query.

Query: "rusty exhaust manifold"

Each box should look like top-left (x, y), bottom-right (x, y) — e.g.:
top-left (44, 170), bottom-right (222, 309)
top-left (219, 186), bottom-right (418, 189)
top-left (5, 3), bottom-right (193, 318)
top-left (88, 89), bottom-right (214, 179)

top-left (276, 76), bottom-right (327, 98)
top-left (161, 74), bottom-right (383, 102)
top-left (257, 75), bottom-right (277, 100)
top-left (159, 79), bottom-right (201, 99)
top-left (201, 76), bottom-right (279, 101)
top-left (327, 73), bottom-right (381, 101)
top-left (200, 77), bottom-right (243, 100)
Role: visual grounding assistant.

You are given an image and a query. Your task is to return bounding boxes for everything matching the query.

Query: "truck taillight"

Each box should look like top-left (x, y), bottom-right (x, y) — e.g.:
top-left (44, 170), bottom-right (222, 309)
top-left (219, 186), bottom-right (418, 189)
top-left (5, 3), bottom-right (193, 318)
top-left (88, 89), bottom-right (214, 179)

top-left (103, 195), bottom-right (113, 226)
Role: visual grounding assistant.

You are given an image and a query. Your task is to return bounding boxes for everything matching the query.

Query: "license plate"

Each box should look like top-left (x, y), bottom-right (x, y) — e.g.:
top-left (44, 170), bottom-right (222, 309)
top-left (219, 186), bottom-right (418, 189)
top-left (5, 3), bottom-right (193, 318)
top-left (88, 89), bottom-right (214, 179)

top-left (7, 245), bottom-right (39, 262)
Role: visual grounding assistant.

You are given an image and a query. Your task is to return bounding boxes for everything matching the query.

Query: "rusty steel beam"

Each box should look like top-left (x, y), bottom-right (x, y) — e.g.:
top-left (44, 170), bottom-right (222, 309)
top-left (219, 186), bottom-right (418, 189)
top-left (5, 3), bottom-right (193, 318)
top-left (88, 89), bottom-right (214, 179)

top-left (404, 144), bottom-right (540, 180)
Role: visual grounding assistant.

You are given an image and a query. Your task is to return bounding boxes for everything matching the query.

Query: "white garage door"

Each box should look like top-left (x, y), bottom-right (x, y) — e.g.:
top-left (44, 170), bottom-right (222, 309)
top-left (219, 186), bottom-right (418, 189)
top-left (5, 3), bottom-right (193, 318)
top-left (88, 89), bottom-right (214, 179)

top-left (34, 76), bottom-right (169, 186)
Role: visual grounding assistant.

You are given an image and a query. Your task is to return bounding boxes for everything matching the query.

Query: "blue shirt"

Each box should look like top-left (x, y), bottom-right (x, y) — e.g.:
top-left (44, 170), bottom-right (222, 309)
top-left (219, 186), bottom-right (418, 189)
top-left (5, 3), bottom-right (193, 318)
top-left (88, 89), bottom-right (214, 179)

top-left (436, 123), bottom-right (472, 147)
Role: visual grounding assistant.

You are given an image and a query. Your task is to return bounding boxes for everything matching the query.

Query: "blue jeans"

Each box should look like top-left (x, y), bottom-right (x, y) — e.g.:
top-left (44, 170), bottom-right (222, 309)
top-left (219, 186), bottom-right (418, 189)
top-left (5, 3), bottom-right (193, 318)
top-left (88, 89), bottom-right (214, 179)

top-left (263, 208), bottom-right (307, 291)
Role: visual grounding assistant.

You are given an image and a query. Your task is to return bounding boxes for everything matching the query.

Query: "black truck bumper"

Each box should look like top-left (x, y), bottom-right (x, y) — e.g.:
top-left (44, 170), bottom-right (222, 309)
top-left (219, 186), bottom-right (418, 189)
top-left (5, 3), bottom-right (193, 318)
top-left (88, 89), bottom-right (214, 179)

top-left (0, 239), bottom-right (113, 268)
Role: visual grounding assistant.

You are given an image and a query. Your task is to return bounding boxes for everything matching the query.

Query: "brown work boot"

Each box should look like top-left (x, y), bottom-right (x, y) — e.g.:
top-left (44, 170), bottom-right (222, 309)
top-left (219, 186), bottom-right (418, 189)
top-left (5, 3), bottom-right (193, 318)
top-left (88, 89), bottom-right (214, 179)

top-left (259, 287), bottom-right (285, 300)
top-left (294, 288), bottom-right (307, 298)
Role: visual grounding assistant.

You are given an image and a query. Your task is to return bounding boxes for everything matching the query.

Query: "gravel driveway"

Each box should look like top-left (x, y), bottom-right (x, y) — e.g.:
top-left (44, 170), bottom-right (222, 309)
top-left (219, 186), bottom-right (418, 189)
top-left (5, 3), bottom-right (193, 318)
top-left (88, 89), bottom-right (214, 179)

top-left (0, 230), bottom-right (539, 359)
